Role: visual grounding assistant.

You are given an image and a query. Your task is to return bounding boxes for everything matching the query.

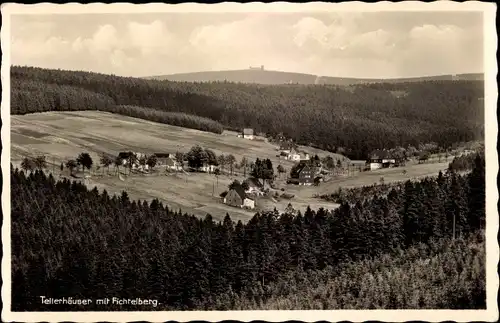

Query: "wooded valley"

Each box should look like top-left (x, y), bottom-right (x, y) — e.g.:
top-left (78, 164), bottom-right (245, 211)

top-left (11, 66), bottom-right (484, 160)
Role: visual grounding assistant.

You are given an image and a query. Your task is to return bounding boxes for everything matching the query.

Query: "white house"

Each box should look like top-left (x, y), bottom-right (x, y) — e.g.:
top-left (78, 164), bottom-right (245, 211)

top-left (200, 164), bottom-right (217, 173)
top-left (286, 149), bottom-right (301, 161)
top-left (243, 197), bottom-right (255, 209)
top-left (366, 150), bottom-right (398, 170)
top-left (242, 128), bottom-right (254, 140)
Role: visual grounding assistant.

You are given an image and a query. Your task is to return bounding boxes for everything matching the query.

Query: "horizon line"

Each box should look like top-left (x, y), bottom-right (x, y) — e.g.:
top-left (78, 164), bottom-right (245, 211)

top-left (11, 64), bottom-right (484, 81)
top-left (143, 69), bottom-right (485, 80)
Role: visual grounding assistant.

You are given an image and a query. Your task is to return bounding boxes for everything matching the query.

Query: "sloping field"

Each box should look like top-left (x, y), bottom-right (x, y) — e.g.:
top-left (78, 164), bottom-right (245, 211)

top-left (11, 111), bottom-right (345, 167)
top-left (283, 161), bottom-right (451, 199)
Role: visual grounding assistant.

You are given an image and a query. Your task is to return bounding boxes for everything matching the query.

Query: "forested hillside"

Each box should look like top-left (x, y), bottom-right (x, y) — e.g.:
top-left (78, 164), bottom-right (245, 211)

top-left (148, 69), bottom-right (483, 86)
top-left (211, 232), bottom-right (485, 310)
top-left (146, 69), bottom-right (318, 84)
top-left (11, 153), bottom-right (485, 311)
top-left (11, 66), bottom-right (483, 159)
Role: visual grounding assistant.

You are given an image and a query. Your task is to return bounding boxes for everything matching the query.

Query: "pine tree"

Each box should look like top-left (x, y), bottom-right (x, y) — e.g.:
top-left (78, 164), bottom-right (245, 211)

top-left (445, 173), bottom-right (468, 239)
top-left (467, 153), bottom-right (485, 231)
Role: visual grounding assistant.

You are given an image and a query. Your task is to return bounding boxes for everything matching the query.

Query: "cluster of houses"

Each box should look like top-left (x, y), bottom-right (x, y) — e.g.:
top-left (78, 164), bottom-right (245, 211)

top-left (275, 137), bottom-right (323, 185)
top-left (277, 141), bottom-right (310, 162)
top-left (289, 159), bottom-right (324, 186)
top-left (118, 151), bottom-right (218, 173)
top-left (237, 129), bottom-right (308, 161)
top-left (118, 152), bottom-right (181, 171)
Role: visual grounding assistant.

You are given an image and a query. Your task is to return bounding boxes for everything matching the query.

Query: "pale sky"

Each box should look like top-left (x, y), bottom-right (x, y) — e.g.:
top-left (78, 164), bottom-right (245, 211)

top-left (10, 11), bottom-right (484, 78)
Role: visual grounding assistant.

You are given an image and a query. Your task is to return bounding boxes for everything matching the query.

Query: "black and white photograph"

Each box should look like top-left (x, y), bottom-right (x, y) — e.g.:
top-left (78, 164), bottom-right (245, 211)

top-left (1, 2), bottom-right (498, 322)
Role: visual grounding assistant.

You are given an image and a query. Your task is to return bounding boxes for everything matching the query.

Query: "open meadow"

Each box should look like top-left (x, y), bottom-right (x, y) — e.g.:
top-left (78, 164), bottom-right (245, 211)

top-left (11, 110), bottom-right (450, 222)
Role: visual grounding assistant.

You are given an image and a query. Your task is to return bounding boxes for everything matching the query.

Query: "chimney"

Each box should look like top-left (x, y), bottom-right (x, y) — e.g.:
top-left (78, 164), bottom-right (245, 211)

top-left (261, 65), bottom-right (264, 70)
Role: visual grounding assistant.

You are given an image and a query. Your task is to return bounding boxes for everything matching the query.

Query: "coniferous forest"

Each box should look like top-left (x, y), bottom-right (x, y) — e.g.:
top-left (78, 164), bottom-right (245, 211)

top-left (11, 66), bottom-right (484, 159)
top-left (11, 152), bottom-right (486, 311)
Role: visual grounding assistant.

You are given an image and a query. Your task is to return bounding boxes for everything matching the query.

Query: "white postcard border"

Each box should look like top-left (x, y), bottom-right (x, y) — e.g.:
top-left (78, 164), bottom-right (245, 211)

top-left (1, 2), bottom-right (498, 322)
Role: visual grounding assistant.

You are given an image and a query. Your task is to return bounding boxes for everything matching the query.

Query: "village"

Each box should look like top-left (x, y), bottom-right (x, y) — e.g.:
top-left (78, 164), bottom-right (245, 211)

top-left (13, 110), bottom-right (471, 220)
top-left (89, 127), bottom-right (334, 211)
top-left (38, 126), bottom-right (457, 214)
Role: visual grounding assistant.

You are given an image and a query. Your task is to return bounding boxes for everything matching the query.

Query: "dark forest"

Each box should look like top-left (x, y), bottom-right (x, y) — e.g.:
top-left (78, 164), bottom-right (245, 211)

top-left (11, 66), bottom-right (484, 160)
top-left (11, 153), bottom-right (485, 310)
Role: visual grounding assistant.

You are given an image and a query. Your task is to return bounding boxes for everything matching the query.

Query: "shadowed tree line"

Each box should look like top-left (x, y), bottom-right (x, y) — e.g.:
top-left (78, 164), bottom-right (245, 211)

top-left (210, 231), bottom-right (485, 310)
top-left (11, 152), bottom-right (485, 311)
top-left (11, 66), bottom-right (483, 159)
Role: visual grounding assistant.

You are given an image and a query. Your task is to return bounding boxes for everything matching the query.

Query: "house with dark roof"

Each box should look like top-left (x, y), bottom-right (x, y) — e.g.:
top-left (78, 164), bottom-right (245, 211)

top-left (154, 153), bottom-right (174, 159)
top-left (279, 141), bottom-right (294, 152)
top-left (118, 151), bottom-right (134, 162)
top-left (223, 185), bottom-right (255, 209)
top-left (366, 150), bottom-right (397, 170)
top-left (298, 164), bottom-right (316, 185)
top-left (280, 151), bottom-right (289, 158)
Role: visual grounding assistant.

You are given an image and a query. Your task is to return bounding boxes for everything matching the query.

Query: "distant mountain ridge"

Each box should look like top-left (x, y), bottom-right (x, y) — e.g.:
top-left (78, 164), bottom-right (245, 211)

top-left (145, 69), bottom-right (484, 85)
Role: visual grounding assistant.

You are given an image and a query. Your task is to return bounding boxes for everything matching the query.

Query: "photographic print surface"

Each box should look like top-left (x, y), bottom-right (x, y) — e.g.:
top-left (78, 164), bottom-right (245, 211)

top-left (1, 2), bottom-right (498, 322)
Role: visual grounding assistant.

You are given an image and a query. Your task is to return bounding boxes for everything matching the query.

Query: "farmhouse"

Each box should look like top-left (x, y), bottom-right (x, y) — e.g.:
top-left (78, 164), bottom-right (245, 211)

top-left (279, 141), bottom-right (294, 153)
top-left (164, 157), bottom-right (180, 170)
top-left (154, 153), bottom-right (175, 163)
top-left (223, 185), bottom-right (255, 209)
top-left (288, 153), bottom-right (301, 162)
top-left (298, 164), bottom-right (316, 186)
top-left (242, 128), bottom-right (254, 140)
top-left (117, 151), bottom-right (148, 170)
top-left (300, 153), bottom-right (310, 161)
top-left (366, 150), bottom-right (397, 170)
top-left (200, 164), bottom-right (217, 173)
top-left (155, 153), bottom-right (179, 168)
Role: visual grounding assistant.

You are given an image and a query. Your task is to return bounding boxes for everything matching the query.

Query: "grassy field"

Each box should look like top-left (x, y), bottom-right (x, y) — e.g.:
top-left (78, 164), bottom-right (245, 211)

top-left (284, 161), bottom-right (451, 199)
top-left (10, 111), bottom-right (450, 222)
